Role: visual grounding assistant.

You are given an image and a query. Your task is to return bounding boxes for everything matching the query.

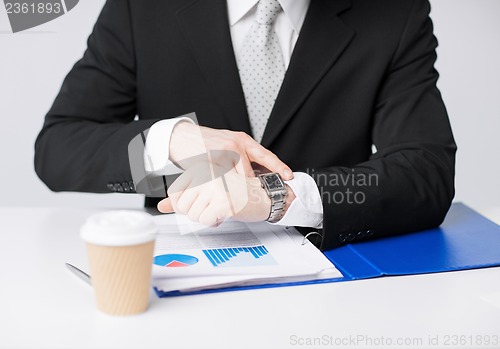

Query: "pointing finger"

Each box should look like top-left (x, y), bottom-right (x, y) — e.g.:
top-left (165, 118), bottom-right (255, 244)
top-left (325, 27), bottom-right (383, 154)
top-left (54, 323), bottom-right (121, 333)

top-left (157, 198), bottom-right (175, 213)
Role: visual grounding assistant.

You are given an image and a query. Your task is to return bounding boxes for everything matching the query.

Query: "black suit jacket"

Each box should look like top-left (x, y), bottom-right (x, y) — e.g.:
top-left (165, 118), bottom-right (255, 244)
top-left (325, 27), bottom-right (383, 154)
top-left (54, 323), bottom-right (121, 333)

top-left (35, 0), bottom-right (456, 250)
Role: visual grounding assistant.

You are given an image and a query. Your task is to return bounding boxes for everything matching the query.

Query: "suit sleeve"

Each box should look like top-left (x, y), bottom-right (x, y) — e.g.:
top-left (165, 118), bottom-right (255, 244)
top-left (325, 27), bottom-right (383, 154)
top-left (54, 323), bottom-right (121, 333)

top-left (34, 0), bottom-right (160, 194)
top-left (318, 0), bottom-right (457, 250)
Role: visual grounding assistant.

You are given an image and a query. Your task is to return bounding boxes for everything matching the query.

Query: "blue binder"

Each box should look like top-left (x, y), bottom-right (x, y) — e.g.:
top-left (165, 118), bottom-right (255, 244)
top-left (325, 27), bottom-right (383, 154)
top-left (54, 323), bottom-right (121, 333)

top-left (155, 203), bottom-right (500, 297)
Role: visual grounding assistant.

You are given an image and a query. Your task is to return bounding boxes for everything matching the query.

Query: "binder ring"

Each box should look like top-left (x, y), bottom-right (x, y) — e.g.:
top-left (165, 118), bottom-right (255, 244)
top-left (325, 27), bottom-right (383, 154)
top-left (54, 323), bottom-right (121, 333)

top-left (302, 231), bottom-right (323, 246)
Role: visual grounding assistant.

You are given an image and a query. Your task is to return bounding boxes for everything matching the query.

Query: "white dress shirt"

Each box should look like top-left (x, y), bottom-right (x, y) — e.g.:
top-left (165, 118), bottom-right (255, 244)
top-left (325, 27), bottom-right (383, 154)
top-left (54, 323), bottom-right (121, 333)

top-left (144, 0), bottom-right (323, 229)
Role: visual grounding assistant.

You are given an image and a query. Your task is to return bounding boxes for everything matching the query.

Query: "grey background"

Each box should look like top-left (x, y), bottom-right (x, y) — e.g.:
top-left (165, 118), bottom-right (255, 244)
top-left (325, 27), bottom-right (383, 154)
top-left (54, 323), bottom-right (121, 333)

top-left (0, 0), bottom-right (499, 211)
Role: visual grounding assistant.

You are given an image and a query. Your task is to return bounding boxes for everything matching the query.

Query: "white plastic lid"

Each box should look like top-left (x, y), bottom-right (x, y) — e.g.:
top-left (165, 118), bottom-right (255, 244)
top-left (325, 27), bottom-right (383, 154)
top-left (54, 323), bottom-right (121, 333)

top-left (80, 210), bottom-right (157, 246)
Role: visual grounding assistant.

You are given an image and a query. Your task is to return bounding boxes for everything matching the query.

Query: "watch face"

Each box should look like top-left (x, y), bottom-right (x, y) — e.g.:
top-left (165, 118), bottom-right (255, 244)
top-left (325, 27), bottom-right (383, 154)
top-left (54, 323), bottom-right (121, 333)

top-left (264, 174), bottom-right (284, 190)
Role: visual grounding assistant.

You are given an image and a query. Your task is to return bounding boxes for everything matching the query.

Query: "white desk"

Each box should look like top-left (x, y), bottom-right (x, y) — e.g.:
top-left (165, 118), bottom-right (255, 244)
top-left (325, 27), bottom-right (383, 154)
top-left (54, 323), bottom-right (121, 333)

top-left (1, 207), bottom-right (499, 349)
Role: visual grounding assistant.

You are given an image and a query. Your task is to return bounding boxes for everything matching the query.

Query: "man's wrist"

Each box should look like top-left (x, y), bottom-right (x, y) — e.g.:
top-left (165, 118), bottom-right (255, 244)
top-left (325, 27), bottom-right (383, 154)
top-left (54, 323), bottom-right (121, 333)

top-left (143, 116), bottom-right (196, 175)
top-left (270, 172), bottom-right (323, 229)
top-left (248, 177), bottom-right (272, 221)
top-left (168, 121), bottom-right (192, 166)
top-left (283, 184), bottom-right (296, 216)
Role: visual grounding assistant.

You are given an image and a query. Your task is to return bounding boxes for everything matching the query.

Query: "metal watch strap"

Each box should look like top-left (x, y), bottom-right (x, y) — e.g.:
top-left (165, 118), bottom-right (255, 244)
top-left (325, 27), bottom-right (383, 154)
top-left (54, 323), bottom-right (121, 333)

top-left (258, 173), bottom-right (288, 223)
top-left (268, 191), bottom-right (287, 223)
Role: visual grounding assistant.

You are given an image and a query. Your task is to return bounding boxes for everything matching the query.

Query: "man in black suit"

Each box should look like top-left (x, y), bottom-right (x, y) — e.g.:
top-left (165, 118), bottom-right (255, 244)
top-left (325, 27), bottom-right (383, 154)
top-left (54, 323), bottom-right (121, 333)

top-left (35, 0), bottom-right (456, 250)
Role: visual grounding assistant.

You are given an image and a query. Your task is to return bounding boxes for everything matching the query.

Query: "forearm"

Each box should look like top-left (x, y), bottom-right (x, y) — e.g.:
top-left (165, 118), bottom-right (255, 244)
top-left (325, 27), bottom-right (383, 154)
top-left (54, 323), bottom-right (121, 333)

top-left (35, 117), bottom-right (160, 193)
top-left (307, 142), bottom-right (455, 250)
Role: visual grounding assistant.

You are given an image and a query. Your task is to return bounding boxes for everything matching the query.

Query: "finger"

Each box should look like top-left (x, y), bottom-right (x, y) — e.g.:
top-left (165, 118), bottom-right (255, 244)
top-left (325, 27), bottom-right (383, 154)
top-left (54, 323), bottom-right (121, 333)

top-left (166, 174), bottom-right (192, 214)
top-left (157, 198), bottom-right (174, 213)
top-left (246, 143), bottom-right (293, 180)
top-left (198, 204), bottom-right (226, 227)
top-left (186, 195), bottom-right (210, 223)
top-left (175, 186), bottom-right (199, 215)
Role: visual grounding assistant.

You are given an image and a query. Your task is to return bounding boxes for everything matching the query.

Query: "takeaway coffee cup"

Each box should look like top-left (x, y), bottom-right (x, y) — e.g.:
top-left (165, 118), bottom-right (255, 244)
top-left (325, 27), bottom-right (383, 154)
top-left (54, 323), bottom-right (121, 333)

top-left (80, 210), bottom-right (157, 316)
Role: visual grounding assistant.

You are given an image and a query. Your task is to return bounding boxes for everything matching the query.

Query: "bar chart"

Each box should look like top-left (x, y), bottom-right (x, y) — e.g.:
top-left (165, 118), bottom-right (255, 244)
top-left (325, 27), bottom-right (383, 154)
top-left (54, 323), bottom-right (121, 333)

top-left (202, 245), bottom-right (277, 267)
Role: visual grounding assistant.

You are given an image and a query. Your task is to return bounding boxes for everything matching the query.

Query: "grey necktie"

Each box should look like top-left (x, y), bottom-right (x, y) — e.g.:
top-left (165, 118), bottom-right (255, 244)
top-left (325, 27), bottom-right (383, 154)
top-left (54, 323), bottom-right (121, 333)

top-left (238, 0), bottom-right (285, 143)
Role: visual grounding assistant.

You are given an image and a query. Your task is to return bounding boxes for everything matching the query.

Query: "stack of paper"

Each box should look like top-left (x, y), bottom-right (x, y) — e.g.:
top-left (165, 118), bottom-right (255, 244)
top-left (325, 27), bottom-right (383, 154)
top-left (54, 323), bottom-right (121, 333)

top-left (151, 203), bottom-right (500, 297)
top-left (151, 214), bottom-right (342, 295)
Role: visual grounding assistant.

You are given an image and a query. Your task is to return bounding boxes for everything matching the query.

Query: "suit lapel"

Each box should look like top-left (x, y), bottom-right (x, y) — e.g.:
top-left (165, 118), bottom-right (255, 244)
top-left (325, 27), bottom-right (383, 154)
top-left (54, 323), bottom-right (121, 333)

top-left (261, 0), bottom-right (354, 148)
top-left (176, 0), bottom-right (251, 134)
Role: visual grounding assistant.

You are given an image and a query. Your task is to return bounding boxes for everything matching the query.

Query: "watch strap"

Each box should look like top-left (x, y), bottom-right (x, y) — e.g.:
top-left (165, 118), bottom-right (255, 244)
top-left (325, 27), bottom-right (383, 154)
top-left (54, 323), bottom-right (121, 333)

top-left (258, 173), bottom-right (288, 223)
top-left (268, 191), bottom-right (287, 223)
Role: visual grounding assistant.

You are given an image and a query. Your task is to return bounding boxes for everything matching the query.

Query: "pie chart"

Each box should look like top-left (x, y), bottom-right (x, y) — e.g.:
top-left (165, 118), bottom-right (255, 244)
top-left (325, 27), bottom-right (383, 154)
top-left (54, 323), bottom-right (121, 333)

top-left (154, 254), bottom-right (199, 267)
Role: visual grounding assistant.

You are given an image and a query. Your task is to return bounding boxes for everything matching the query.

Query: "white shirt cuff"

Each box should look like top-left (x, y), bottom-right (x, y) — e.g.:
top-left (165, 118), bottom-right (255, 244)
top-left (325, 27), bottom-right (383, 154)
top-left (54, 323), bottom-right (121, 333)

top-left (272, 172), bottom-right (323, 229)
top-left (143, 117), bottom-right (195, 175)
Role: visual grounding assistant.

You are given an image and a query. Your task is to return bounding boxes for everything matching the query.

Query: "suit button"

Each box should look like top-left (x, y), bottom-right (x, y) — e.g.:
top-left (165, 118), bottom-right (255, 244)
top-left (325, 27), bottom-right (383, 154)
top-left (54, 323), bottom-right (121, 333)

top-left (107, 183), bottom-right (115, 191)
top-left (338, 234), bottom-right (347, 243)
top-left (114, 183), bottom-right (123, 192)
top-left (357, 231), bottom-right (366, 239)
top-left (122, 182), bottom-right (130, 192)
top-left (366, 229), bottom-right (374, 237)
top-left (347, 233), bottom-right (356, 242)
top-left (128, 181), bottom-right (135, 192)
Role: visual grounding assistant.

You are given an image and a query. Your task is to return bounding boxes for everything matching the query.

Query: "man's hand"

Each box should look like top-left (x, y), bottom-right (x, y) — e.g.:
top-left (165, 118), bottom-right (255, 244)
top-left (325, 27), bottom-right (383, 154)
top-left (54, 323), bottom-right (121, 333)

top-left (169, 122), bottom-right (293, 180)
top-left (157, 162), bottom-right (274, 225)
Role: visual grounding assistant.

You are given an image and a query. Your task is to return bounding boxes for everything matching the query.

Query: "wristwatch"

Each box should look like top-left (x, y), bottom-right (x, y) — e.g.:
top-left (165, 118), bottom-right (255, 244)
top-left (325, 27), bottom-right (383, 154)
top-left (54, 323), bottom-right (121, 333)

top-left (258, 173), bottom-right (288, 223)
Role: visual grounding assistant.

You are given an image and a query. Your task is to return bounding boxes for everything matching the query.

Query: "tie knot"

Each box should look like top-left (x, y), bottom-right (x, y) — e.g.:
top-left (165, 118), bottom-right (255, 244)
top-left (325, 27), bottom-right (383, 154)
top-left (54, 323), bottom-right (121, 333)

top-left (256, 0), bottom-right (283, 25)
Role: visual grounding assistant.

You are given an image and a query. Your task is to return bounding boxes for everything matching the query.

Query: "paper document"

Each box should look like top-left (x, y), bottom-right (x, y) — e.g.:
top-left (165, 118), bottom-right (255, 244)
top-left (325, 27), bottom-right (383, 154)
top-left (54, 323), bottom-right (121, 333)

top-left (151, 214), bottom-right (343, 294)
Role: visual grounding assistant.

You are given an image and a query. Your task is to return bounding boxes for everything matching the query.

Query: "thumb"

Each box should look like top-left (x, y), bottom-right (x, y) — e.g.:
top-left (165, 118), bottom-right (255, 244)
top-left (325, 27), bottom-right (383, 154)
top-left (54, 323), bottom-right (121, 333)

top-left (247, 144), bottom-right (293, 180)
top-left (157, 198), bottom-right (175, 213)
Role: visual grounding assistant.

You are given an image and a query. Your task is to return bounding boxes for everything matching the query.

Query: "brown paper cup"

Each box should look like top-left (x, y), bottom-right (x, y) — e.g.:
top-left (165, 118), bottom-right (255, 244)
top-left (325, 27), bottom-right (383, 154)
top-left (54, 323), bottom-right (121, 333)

top-left (86, 240), bottom-right (155, 316)
top-left (81, 210), bottom-right (157, 316)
